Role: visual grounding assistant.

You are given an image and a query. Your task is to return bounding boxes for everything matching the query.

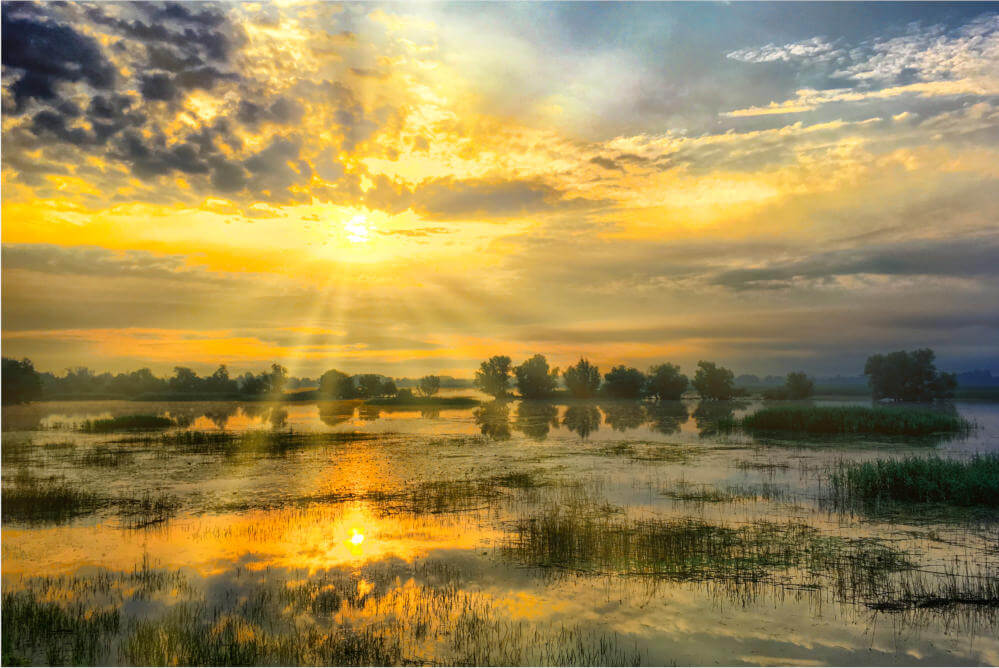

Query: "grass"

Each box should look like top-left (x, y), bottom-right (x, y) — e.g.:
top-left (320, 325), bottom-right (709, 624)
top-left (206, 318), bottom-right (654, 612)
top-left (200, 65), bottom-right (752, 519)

top-left (829, 454), bottom-right (999, 507)
top-left (500, 507), bottom-right (912, 588)
top-left (2, 470), bottom-right (180, 527)
top-left (79, 445), bottom-right (134, 467)
top-left (2, 561), bottom-right (643, 666)
top-left (1, 470), bottom-right (104, 523)
top-left (114, 429), bottom-right (382, 455)
top-left (79, 415), bottom-right (174, 433)
top-left (740, 405), bottom-right (971, 436)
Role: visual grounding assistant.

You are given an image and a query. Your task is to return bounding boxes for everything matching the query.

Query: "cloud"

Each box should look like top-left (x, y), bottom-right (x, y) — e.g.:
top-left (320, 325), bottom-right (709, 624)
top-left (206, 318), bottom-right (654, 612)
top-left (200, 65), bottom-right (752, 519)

top-left (727, 37), bottom-right (841, 64)
top-left (712, 236), bottom-right (999, 291)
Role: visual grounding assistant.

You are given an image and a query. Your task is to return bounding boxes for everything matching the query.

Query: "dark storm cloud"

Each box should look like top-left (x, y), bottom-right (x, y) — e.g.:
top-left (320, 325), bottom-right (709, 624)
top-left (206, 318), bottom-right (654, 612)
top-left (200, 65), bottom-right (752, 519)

top-left (1, 10), bottom-right (116, 109)
top-left (712, 236), bottom-right (999, 291)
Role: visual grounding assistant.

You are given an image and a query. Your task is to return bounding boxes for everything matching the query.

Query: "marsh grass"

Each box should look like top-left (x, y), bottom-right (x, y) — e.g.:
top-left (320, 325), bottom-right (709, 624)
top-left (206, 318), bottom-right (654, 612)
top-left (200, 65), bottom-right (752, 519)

top-left (829, 454), bottom-right (999, 508)
top-left (3, 561), bottom-right (643, 666)
top-left (740, 405), bottom-right (971, 436)
top-left (1, 469), bottom-right (180, 527)
top-left (80, 445), bottom-right (135, 467)
top-left (1, 470), bottom-right (103, 523)
top-left (659, 480), bottom-right (793, 504)
top-left (79, 415), bottom-right (175, 433)
top-left (595, 441), bottom-right (694, 463)
top-left (500, 508), bottom-right (913, 593)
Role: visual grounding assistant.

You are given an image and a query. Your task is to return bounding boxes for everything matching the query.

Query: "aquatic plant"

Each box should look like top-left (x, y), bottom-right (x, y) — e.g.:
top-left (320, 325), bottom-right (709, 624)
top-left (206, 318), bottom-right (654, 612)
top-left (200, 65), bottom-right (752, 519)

top-left (79, 415), bottom-right (174, 433)
top-left (829, 454), bottom-right (999, 507)
top-left (740, 405), bottom-right (970, 436)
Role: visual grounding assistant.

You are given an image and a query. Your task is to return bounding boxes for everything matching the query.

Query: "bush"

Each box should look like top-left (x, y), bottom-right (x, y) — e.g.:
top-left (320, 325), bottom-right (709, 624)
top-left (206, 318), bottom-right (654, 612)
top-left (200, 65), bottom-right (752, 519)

top-left (645, 363), bottom-right (688, 401)
top-left (602, 366), bottom-right (646, 400)
top-left (692, 361), bottom-right (735, 400)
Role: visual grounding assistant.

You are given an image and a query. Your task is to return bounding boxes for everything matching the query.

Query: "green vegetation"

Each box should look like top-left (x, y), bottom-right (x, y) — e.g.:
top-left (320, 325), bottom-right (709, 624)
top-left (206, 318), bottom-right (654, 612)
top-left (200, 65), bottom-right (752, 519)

top-left (830, 454), bottom-right (999, 507)
top-left (563, 358), bottom-right (601, 399)
top-left (2, 357), bottom-right (43, 404)
top-left (762, 371), bottom-right (815, 400)
top-left (691, 361), bottom-right (736, 400)
top-left (79, 415), bottom-right (175, 432)
top-left (417, 373), bottom-right (441, 397)
top-left (645, 363), bottom-right (688, 401)
top-left (514, 354), bottom-right (559, 399)
top-left (474, 355), bottom-right (513, 398)
top-left (602, 365), bottom-right (646, 400)
top-left (1, 470), bottom-right (104, 523)
top-left (740, 405), bottom-right (970, 436)
top-left (864, 348), bottom-right (957, 402)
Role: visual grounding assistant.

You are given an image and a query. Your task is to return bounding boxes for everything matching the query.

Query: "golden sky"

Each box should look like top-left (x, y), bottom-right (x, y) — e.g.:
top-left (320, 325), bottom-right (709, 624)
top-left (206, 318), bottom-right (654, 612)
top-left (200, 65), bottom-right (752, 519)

top-left (3, 2), bottom-right (998, 377)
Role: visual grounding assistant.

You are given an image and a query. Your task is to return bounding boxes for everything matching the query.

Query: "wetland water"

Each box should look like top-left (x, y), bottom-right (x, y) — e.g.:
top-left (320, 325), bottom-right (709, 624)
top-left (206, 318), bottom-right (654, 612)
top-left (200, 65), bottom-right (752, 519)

top-left (2, 398), bottom-right (998, 665)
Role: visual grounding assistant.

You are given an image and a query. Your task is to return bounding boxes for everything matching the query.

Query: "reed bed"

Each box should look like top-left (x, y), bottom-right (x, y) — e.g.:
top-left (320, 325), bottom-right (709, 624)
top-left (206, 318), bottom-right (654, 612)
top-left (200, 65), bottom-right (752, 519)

top-left (829, 454), bottom-right (999, 507)
top-left (740, 405), bottom-right (970, 436)
top-left (79, 415), bottom-right (174, 433)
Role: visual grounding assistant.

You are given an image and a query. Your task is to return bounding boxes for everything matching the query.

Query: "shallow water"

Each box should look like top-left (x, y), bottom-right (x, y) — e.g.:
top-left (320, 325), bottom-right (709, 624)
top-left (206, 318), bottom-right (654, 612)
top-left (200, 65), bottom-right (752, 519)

top-left (2, 399), bottom-right (998, 665)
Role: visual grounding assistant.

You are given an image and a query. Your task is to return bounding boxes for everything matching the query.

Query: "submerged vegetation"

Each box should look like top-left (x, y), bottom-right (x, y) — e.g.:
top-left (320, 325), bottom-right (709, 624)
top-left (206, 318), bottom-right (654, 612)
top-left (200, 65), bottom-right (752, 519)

top-left (830, 454), bottom-right (999, 508)
top-left (740, 405), bottom-right (971, 436)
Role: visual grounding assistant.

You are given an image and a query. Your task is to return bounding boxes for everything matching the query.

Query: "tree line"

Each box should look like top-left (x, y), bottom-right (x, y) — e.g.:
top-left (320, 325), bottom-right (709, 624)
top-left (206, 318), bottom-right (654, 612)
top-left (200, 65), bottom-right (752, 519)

top-left (1, 348), bottom-right (958, 405)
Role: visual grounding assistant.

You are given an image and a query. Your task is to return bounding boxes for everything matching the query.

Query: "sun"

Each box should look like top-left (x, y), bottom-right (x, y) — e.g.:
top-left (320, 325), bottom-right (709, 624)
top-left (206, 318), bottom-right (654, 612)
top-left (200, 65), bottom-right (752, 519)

top-left (344, 214), bottom-right (372, 244)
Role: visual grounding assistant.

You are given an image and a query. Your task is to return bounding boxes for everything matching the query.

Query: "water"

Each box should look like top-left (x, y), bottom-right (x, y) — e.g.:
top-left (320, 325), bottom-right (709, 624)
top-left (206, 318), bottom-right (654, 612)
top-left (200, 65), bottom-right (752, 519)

top-left (2, 399), bottom-right (997, 665)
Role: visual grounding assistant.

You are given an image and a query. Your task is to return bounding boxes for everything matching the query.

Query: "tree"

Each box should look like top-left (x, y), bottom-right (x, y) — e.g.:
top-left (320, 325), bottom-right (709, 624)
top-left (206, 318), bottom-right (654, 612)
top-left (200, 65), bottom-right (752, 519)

top-left (563, 358), bottom-right (600, 398)
top-left (169, 366), bottom-right (202, 393)
top-left (380, 379), bottom-right (398, 397)
top-left (268, 363), bottom-right (289, 396)
top-left (514, 354), bottom-right (559, 399)
top-left (474, 355), bottom-right (512, 398)
top-left (319, 369), bottom-right (355, 399)
top-left (864, 348), bottom-right (957, 402)
top-left (355, 374), bottom-right (384, 398)
top-left (785, 371), bottom-right (814, 399)
top-left (205, 365), bottom-right (237, 394)
top-left (645, 363), bottom-right (688, 401)
top-left (602, 365), bottom-right (646, 400)
top-left (692, 361), bottom-right (735, 400)
top-left (417, 375), bottom-right (441, 397)
top-left (2, 357), bottom-right (42, 405)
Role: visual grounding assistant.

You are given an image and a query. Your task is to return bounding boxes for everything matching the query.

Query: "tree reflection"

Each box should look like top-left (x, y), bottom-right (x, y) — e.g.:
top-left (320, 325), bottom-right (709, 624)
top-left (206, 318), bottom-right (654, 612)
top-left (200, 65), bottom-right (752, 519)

top-left (513, 401), bottom-right (559, 441)
top-left (474, 400), bottom-right (511, 441)
top-left (358, 404), bottom-right (381, 423)
top-left (203, 403), bottom-right (239, 430)
top-left (692, 400), bottom-right (747, 437)
top-left (601, 402), bottom-right (646, 432)
top-left (318, 402), bottom-right (355, 427)
top-left (268, 406), bottom-right (288, 430)
top-left (646, 401), bottom-right (689, 435)
top-left (563, 404), bottom-right (601, 439)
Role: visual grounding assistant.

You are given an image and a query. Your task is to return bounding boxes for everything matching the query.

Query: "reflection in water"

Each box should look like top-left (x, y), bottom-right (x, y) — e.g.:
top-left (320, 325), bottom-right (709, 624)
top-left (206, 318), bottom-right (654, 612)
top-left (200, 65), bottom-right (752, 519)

top-left (646, 401), bottom-right (689, 435)
top-left (358, 405), bottom-right (382, 423)
top-left (513, 402), bottom-right (559, 441)
top-left (474, 400), bottom-right (511, 441)
top-left (203, 404), bottom-right (239, 430)
top-left (420, 407), bottom-right (441, 420)
top-left (563, 404), bottom-right (601, 439)
top-left (318, 401), bottom-right (356, 427)
top-left (693, 400), bottom-right (747, 436)
top-left (268, 406), bottom-right (289, 429)
top-left (600, 402), bottom-right (646, 432)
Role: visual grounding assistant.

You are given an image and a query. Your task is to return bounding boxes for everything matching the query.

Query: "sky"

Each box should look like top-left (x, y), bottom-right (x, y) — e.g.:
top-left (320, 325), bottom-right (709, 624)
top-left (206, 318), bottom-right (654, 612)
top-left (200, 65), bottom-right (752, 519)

top-left (2, 1), bottom-right (998, 379)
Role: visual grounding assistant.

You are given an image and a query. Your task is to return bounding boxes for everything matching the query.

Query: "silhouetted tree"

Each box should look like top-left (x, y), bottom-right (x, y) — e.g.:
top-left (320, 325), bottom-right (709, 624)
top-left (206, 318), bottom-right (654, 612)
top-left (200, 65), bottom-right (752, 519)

top-left (268, 363), bottom-right (288, 396)
top-left (474, 355), bottom-right (512, 398)
top-left (692, 361), bottom-right (735, 400)
top-left (355, 374), bottom-right (384, 398)
top-left (563, 358), bottom-right (600, 398)
top-left (205, 365), bottom-right (238, 394)
top-left (319, 369), bottom-right (355, 399)
top-left (514, 354), bottom-right (559, 399)
top-left (417, 374), bottom-right (441, 397)
top-left (864, 348), bottom-right (957, 402)
top-left (562, 404), bottom-right (601, 439)
top-left (2, 357), bottom-right (42, 405)
top-left (602, 365), bottom-right (646, 400)
top-left (786, 371), bottom-right (814, 399)
top-left (380, 379), bottom-right (398, 397)
top-left (169, 367), bottom-right (203, 393)
top-left (645, 363), bottom-right (688, 401)
top-left (238, 371), bottom-right (268, 396)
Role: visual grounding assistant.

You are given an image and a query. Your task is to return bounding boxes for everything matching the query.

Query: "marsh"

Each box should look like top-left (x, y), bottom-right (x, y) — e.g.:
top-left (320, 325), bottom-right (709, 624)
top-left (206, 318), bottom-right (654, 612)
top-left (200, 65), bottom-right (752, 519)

top-left (2, 398), bottom-right (998, 666)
